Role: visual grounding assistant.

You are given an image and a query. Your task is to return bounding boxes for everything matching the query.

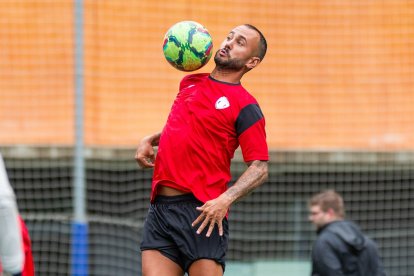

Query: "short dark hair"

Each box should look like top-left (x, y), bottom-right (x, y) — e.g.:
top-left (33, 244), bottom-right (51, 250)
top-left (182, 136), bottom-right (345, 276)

top-left (244, 24), bottom-right (267, 61)
top-left (309, 189), bottom-right (345, 218)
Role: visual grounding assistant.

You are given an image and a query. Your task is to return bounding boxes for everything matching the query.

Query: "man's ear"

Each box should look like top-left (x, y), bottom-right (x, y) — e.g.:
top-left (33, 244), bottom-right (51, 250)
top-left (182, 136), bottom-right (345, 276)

top-left (327, 208), bottom-right (337, 218)
top-left (246, 57), bottom-right (261, 70)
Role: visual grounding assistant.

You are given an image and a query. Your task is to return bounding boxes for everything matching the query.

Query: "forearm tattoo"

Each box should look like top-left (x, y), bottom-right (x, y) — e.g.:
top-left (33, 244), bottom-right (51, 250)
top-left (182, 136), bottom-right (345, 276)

top-left (225, 160), bottom-right (268, 203)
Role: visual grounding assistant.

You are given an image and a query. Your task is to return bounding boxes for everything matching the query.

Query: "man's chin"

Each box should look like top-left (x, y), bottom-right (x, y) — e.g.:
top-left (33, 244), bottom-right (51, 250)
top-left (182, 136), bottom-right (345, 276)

top-left (214, 59), bottom-right (244, 71)
top-left (214, 56), bottom-right (227, 66)
top-left (314, 223), bottom-right (324, 230)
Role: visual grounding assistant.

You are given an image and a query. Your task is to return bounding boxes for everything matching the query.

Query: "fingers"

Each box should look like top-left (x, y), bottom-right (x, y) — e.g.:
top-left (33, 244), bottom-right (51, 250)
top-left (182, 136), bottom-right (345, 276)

top-left (135, 155), bottom-right (155, 168)
top-left (135, 154), bottom-right (154, 168)
top-left (134, 146), bottom-right (155, 168)
top-left (196, 216), bottom-right (211, 236)
top-left (206, 220), bottom-right (216, 237)
top-left (192, 205), bottom-right (224, 237)
top-left (196, 217), bottom-right (223, 237)
top-left (193, 215), bottom-right (217, 237)
top-left (191, 207), bottom-right (204, 228)
top-left (217, 220), bottom-right (223, 236)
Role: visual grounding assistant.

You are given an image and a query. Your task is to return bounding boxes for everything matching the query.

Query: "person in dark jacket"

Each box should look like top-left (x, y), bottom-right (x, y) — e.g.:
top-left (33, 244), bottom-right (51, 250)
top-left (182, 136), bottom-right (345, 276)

top-left (308, 190), bottom-right (387, 276)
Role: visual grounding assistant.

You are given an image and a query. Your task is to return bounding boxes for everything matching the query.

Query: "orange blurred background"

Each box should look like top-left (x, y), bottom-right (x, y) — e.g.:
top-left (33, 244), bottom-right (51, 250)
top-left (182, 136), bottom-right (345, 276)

top-left (0, 0), bottom-right (413, 150)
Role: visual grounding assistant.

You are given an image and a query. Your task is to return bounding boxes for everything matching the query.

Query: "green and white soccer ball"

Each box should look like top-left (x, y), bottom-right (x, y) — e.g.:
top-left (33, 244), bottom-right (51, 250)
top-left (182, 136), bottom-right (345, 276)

top-left (163, 21), bottom-right (213, 72)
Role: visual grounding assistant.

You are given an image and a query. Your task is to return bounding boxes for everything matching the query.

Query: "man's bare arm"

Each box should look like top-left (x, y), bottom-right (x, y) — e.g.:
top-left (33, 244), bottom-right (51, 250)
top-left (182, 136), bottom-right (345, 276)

top-left (192, 160), bottom-right (268, 237)
top-left (223, 160), bottom-right (269, 203)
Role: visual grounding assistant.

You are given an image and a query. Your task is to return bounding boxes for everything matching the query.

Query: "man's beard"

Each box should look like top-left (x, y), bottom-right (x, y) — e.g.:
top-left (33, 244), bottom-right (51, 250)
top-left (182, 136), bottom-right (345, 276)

top-left (214, 50), bottom-right (245, 71)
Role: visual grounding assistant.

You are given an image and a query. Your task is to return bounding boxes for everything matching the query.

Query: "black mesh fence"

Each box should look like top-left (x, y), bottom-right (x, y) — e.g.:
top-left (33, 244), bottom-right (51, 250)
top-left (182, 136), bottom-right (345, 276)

top-left (2, 148), bottom-right (413, 276)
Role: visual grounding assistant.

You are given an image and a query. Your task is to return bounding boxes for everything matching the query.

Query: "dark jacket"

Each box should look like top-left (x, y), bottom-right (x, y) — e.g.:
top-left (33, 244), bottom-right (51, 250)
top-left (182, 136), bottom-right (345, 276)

top-left (311, 220), bottom-right (386, 276)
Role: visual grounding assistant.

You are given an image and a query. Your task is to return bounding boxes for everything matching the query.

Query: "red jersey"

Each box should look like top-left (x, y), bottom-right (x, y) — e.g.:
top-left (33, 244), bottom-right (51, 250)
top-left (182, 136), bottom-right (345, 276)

top-left (151, 73), bottom-right (268, 203)
top-left (19, 216), bottom-right (34, 276)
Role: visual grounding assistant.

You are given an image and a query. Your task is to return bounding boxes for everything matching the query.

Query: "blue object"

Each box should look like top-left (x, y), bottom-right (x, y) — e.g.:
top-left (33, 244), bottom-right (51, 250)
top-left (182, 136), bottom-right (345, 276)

top-left (71, 222), bottom-right (88, 276)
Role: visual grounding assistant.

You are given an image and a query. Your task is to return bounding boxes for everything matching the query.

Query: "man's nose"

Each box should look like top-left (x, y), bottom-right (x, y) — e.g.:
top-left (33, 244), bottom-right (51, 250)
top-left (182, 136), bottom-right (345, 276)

top-left (224, 39), bottom-right (233, 49)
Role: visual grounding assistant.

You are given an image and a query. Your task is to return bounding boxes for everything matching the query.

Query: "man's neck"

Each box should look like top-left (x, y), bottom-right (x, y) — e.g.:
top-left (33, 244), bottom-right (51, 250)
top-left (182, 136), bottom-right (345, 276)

top-left (210, 67), bottom-right (245, 84)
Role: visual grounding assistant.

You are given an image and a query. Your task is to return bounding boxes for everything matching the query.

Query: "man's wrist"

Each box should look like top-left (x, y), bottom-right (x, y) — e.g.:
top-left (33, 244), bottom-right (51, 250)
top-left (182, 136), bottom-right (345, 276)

top-left (220, 192), bottom-right (235, 207)
top-left (143, 134), bottom-right (158, 147)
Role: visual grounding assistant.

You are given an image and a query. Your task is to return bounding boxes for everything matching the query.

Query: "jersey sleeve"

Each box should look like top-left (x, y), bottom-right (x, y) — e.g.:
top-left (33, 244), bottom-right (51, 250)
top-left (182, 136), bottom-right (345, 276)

top-left (179, 73), bottom-right (208, 90)
top-left (179, 75), bottom-right (191, 90)
top-left (236, 104), bottom-right (269, 162)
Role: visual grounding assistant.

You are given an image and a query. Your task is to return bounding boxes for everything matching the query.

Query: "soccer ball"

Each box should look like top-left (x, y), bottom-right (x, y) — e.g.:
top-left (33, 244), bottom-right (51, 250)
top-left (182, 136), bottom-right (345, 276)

top-left (163, 21), bottom-right (213, 72)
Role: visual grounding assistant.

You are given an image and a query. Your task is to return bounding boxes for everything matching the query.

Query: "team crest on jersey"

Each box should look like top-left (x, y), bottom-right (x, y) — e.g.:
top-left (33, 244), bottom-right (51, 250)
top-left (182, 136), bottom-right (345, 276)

top-left (215, 96), bottom-right (230, 110)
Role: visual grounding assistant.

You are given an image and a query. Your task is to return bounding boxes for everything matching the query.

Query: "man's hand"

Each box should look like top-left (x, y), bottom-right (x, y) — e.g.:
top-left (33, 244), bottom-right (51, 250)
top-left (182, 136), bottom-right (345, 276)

top-left (135, 140), bottom-right (155, 168)
top-left (191, 194), bottom-right (232, 237)
top-left (192, 160), bottom-right (268, 237)
top-left (135, 133), bottom-right (161, 168)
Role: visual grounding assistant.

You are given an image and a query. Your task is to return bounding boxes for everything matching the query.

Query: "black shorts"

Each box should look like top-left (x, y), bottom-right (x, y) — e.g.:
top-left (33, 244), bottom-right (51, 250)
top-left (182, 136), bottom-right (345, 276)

top-left (140, 193), bottom-right (229, 272)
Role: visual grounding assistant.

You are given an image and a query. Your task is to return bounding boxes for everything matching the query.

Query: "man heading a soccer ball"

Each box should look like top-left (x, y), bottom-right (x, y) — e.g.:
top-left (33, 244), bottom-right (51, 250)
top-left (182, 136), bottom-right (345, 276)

top-left (136, 24), bottom-right (268, 276)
